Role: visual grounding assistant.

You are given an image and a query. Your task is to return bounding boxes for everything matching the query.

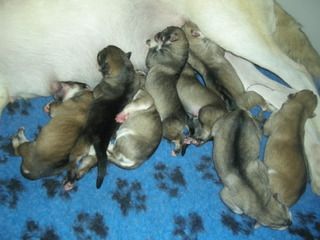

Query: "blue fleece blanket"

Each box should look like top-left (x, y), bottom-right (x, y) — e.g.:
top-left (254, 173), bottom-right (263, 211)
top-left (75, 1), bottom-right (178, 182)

top-left (0, 69), bottom-right (319, 240)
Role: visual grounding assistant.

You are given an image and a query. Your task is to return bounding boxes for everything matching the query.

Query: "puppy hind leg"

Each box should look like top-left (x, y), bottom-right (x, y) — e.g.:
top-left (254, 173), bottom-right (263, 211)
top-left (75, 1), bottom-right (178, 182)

top-left (220, 187), bottom-right (244, 215)
top-left (12, 127), bottom-right (29, 155)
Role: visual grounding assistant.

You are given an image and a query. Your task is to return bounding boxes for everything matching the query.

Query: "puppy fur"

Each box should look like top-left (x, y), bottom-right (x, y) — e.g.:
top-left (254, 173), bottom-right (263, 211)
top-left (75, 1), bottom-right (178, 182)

top-left (69, 45), bottom-right (136, 189)
top-left (107, 89), bottom-right (162, 168)
top-left (182, 21), bottom-right (268, 111)
top-left (264, 89), bottom-right (318, 206)
top-left (212, 110), bottom-right (291, 229)
top-left (145, 26), bottom-right (190, 155)
top-left (12, 82), bottom-right (93, 180)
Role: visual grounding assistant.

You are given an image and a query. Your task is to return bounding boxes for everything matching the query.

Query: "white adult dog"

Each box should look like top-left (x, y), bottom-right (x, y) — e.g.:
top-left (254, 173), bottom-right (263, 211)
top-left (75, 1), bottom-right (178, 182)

top-left (1, 0), bottom-right (320, 193)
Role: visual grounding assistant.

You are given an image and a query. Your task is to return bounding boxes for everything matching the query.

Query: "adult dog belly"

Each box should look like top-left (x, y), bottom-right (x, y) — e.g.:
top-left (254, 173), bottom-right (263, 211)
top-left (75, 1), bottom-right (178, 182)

top-left (0, 0), bottom-right (183, 97)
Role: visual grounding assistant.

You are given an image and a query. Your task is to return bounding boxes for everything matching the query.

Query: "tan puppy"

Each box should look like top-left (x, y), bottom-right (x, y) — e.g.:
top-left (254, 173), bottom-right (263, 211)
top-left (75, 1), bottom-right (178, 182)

top-left (264, 89), bottom-right (318, 206)
top-left (12, 82), bottom-right (93, 180)
top-left (213, 110), bottom-right (291, 229)
top-left (182, 21), bottom-right (268, 111)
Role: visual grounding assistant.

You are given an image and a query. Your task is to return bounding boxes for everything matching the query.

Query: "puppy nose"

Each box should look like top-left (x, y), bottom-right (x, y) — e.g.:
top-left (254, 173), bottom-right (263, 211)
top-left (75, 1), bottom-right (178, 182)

top-left (146, 39), bottom-right (151, 46)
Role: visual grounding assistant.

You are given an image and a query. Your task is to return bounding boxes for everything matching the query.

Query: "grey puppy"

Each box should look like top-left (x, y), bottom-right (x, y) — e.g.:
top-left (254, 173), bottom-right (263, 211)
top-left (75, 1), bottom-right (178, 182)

top-left (182, 21), bottom-right (268, 111)
top-left (12, 81), bottom-right (93, 180)
top-left (212, 110), bottom-right (292, 230)
top-left (107, 89), bottom-right (162, 168)
top-left (176, 63), bottom-right (227, 143)
top-left (264, 89), bottom-right (318, 206)
top-left (145, 26), bottom-right (190, 156)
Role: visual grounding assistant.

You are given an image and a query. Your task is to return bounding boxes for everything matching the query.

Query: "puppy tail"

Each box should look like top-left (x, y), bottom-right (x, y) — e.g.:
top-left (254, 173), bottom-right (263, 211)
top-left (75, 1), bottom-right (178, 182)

top-left (94, 140), bottom-right (108, 189)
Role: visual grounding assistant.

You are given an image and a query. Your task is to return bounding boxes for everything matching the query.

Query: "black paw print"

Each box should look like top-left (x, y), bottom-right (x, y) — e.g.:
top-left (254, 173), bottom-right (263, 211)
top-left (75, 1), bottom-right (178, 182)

top-left (21, 219), bottom-right (60, 240)
top-left (73, 212), bottom-right (108, 240)
top-left (220, 211), bottom-right (254, 236)
top-left (195, 155), bottom-right (221, 184)
top-left (0, 155), bottom-right (8, 164)
top-left (42, 175), bottom-right (77, 199)
top-left (0, 178), bottom-right (24, 209)
top-left (153, 162), bottom-right (186, 198)
top-left (111, 178), bottom-right (147, 216)
top-left (173, 212), bottom-right (205, 240)
top-left (288, 212), bottom-right (320, 240)
top-left (0, 135), bottom-right (15, 157)
top-left (6, 99), bottom-right (32, 116)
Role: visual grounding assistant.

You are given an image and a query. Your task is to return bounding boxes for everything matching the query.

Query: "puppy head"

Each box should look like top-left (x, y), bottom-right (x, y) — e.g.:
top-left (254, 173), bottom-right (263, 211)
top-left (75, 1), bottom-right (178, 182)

top-left (287, 89), bottom-right (317, 118)
top-left (52, 81), bottom-right (90, 102)
top-left (181, 20), bottom-right (204, 42)
top-left (97, 45), bottom-right (132, 78)
top-left (146, 26), bottom-right (189, 68)
top-left (256, 193), bottom-right (292, 230)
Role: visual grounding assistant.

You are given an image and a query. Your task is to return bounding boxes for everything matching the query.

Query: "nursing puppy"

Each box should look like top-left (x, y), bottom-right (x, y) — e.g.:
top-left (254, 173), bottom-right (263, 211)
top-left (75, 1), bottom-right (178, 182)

top-left (69, 45), bottom-right (136, 189)
top-left (12, 82), bottom-right (93, 180)
top-left (212, 110), bottom-right (291, 229)
top-left (176, 63), bottom-right (227, 143)
top-left (264, 90), bottom-right (318, 206)
top-left (181, 21), bottom-right (268, 111)
top-left (107, 89), bottom-right (162, 169)
top-left (145, 26), bottom-right (190, 156)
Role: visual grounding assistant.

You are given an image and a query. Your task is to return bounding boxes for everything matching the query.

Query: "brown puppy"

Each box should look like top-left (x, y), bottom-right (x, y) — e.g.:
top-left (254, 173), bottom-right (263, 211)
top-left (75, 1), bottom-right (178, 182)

top-left (12, 82), bottom-right (93, 180)
top-left (182, 21), bottom-right (268, 111)
top-left (145, 26), bottom-right (190, 156)
top-left (264, 90), bottom-right (318, 206)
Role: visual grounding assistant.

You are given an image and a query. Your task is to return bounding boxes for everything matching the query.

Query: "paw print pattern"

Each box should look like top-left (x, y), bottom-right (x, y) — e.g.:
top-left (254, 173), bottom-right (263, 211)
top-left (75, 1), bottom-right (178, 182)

top-left (173, 212), bottom-right (205, 240)
top-left (111, 178), bottom-right (147, 216)
top-left (220, 211), bottom-right (254, 236)
top-left (288, 212), bottom-right (320, 240)
top-left (73, 212), bottom-right (108, 240)
top-left (153, 162), bottom-right (186, 198)
top-left (21, 219), bottom-right (60, 240)
top-left (0, 178), bottom-right (24, 209)
top-left (42, 176), bottom-right (78, 199)
top-left (6, 99), bottom-right (32, 116)
top-left (195, 155), bottom-right (221, 184)
top-left (0, 135), bottom-right (15, 157)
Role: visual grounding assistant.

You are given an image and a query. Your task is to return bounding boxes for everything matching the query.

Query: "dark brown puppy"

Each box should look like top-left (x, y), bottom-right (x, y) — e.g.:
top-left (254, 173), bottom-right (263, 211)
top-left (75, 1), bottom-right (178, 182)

top-left (69, 45), bottom-right (136, 188)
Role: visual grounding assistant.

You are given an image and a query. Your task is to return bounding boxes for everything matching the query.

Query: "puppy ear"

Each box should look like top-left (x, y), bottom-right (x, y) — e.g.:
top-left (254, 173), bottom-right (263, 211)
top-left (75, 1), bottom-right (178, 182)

top-left (126, 52), bottom-right (132, 59)
top-left (287, 93), bottom-right (296, 99)
top-left (191, 29), bottom-right (201, 38)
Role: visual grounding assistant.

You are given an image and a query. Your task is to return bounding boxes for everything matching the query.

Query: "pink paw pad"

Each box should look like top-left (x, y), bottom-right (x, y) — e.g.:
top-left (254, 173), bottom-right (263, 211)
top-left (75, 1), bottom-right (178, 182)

top-left (115, 112), bottom-right (128, 123)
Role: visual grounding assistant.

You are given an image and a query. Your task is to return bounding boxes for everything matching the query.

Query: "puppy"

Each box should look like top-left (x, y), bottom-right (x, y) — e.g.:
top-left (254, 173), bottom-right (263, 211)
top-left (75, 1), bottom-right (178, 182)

top-left (182, 21), bottom-right (268, 111)
top-left (12, 82), bottom-right (93, 180)
top-left (69, 45), bottom-right (136, 189)
top-left (264, 90), bottom-right (318, 206)
top-left (212, 110), bottom-right (291, 229)
top-left (145, 26), bottom-right (190, 156)
top-left (176, 63), bottom-right (227, 143)
top-left (107, 89), bottom-right (162, 168)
